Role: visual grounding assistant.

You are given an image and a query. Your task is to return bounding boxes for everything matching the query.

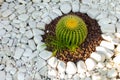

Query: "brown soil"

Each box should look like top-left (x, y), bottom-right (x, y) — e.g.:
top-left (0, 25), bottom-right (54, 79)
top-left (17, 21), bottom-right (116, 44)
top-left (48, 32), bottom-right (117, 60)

top-left (42, 12), bottom-right (103, 63)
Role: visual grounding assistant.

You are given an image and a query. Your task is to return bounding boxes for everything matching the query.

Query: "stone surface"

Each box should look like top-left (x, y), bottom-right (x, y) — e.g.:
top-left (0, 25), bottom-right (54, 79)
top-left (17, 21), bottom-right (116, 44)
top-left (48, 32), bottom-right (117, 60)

top-left (48, 69), bottom-right (58, 77)
top-left (2, 9), bottom-right (12, 17)
top-left (87, 9), bottom-right (100, 19)
top-left (60, 3), bottom-right (71, 14)
top-left (80, 4), bottom-right (89, 13)
top-left (57, 60), bottom-right (66, 73)
top-left (39, 50), bottom-right (52, 60)
top-left (17, 72), bottom-right (25, 80)
top-left (25, 30), bottom-right (33, 39)
top-left (72, 0), bottom-right (80, 12)
top-left (47, 57), bottom-right (58, 68)
top-left (18, 14), bottom-right (29, 21)
top-left (14, 47), bottom-right (24, 59)
top-left (85, 58), bottom-right (97, 71)
top-left (0, 71), bottom-right (5, 80)
top-left (66, 61), bottom-right (77, 74)
top-left (107, 69), bottom-right (117, 78)
top-left (28, 40), bottom-right (36, 50)
top-left (113, 55), bottom-right (120, 64)
top-left (0, 29), bottom-right (6, 37)
top-left (77, 60), bottom-right (87, 73)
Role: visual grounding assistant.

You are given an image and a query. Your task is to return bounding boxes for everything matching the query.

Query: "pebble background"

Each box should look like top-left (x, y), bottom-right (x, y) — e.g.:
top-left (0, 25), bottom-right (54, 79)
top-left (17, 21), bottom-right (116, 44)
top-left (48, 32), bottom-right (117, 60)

top-left (0, 0), bottom-right (120, 80)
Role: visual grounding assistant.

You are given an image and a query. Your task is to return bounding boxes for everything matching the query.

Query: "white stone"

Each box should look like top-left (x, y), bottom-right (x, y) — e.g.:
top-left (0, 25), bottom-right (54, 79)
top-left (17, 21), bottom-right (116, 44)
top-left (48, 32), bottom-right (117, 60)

top-left (28, 40), bottom-right (36, 50)
top-left (85, 77), bottom-right (92, 80)
top-left (59, 72), bottom-right (65, 79)
top-left (16, 5), bottom-right (26, 14)
top-left (90, 52), bottom-right (105, 62)
top-left (43, 0), bottom-right (50, 2)
top-left (48, 69), bottom-right (57, 77)
top-left (19, 27), bottom-right (26, 34)
top-left (73, 74), bottom-right (80, 80)
top-left (96, 46), bottom-right (114, 59)
top-left (101, 34), bottom-right (113, 42)
top-left (72, 1), bottom-right (80, 12)
top-left (10, 68), bottom-right (17, 75)
top-left (2, 9), bottom-right (12, 17)
top-left (37, 43), bottom-right (46, 52)
top-left (87, 9), bottom-right (100, 19)
top-left (116, 22), bottom-right (120, 32)
top-left (28, 6), bottom-right (35, 13)
top-left (77, 60), bottom-right (87, 73)
top-left (0, 71), bottom-right (5, 80)
top-left (2, 37), bottom-right (9, 44)
top-left (82, 0), bottom-right (92, 5)
top-left (34, 36), bottom-right (42, 44)
top-left (0, 29), bottom-right (6, 37)
top-left (80, 4), bottom-right (89, 13)
top-left (36, 57), bottom-right (47, 70)
top-left (49, 12), bottom-right (58, 20)
top-left (79, 72), bottom-right (86, 79)
top-left (0, 64), bottom-right (5, 70)
top-left (116, 44), bottom-right (120, 53)
top-left (60, 3), bottom-right (71, 14)
top-left (92, 73), bottom-right (102, 80)
top-left (39, 66), bottom-right (48, 75)
top-left (37, 22), bottom-right (45, 30)
top-left (96, 12), bottom-right (108, 20)
top-left (17, 72), bottom-right (25, 80)
top-left (32, 11), bottom-right (42, 19)
top-left (42, 16), bottom-right (52, 24)
top-left (18, 0), bottom-right (27, 4)
top-left (97, 62), bottom-right (105, 68)
top-left (66, 61), bottom-right (77, 74)
top-left (23, 48), bottom-right (32, 57)
top-left (52, 0), bottom-right (59, 2)
top-left (32, 0), bottom-right (41, 3)
top-left (14, 47), bottom-right (24, 59)
top-left (4, 25), bottom-right (12, 32)
top-left (107, 69), bottom-right (117, 78)
top-left (53, 9), bottom-right (62, 16)
top-left (32, 29), bottom-right (44, 36)
top-left (113, 55), bottom-right (120, 64)
top-left (39, 50), bottom-right (52, 60)
top-left (98, 18), bottom-right (111, 25)
top-left (28, 21), bottom-right (36, 28)
top-left (115, 33), bottom-right (120, 38)
top-left (100, 41), bottom-right (114, 50)
top-left (47, 57), bottom-right (58, 68)
top-left (18, 14), bottom-right (29, 21)
top-left (25, 30), bottom-right (33, 39)
top-left (35, 72), bottom-right (41, 80)
top-left (6, 73), bottom-right (12, 80)
top-left (85, 58), bottom-right (97, 71)
top-left (57, 60), bottom-right (66, 73)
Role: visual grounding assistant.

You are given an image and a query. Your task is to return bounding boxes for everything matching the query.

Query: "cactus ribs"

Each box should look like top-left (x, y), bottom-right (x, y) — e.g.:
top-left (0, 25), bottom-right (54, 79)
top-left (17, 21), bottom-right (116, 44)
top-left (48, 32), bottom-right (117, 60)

top-left (42, 12), bottom-right (103, 63)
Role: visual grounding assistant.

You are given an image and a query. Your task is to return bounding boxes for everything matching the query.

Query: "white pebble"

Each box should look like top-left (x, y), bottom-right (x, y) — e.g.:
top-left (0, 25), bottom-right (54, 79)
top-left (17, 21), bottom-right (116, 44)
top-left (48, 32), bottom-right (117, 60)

top-left (2, 9), bottom-right (12, 17)
top-left (28, 21), bottom-right (36, 28)
top-left (47, 57), bottom-right (58, 68)
top-left (6, 73), bottom-right (12, 80)
top-left (32, 0), bottom-right (41, 3)
top-left (66, 61), bottom-right (77, 75)
top-left (92, 73), bottom-right (102, 80)
top-left (115, 33), bottom-right (120, 38)
top-left (0, 29), bottom-right (6, 37)
top-left (97, 62), bottom-right (105, 68)
top-left (49, 12), bottom-right (58, 20)
top-left (52, 0), bottom-right (59, 3)
top-left (60, 3), bottom-right (71, 14)
top-left (18, 14), bottom-right (29, 21)
top-left (25, 30), bottom-right (33, 39)
top-left (53, 9), bottom-right (62, 16)
top-left (14, 47), bottom-right (24, 59)
top-left (116, 22), bottom-right (120, 32)
top-left (39, 50), bottom-right (52, 60)
top-left (36, 22), bottom-right (45, 30)
top-left (96, 46), bottom-right (114, 59)
top-left (37, 43), bottom-right (46, 52)
top-left (90, 52), bottom-right (105, 62)
top-left (0, 71), bottom-right (5, 80)
top-left (77, 60), bottom-right (87, 73)
top-left (96, 12), bottom-right (108, 20)
top-left (72, 0), bottom-right (80, 12)
top-left (34, 36), bottom-right (42, 44)
top-left (113, 55), bottom-right (120, 64)
top-left (82, 0), bottom-right (92, 5)
top-left (73, 74), bottom-right (80, 80)
top-left (48, 69), bottom-right (58, 77)
top-left (17, 72), bottom-right (25, 80)
top-left (42, 16), bottom-right (52, 24)
top-left (32, 29), bottom-right (44, 36)
top-left (84, 77), bottom-right (92, 80)
top-left (57, 60), bottom-right (66, 73)
top-left (80, 4), bottom-right (90, 13)
top-left (87, 9), bottom-right (100, 19)
top-left (100, 40), bottom-right (114, 50)
top-left (116, 44), bottom-right (120, 53)
top-left (2, 37), bottom-right (9, 44)
top-left (85, 58), bottom-right (97, 71)
top-left (107, 68), bottom-right (117, 78)
top-left (28, 40), bottom-right (36, 50)
top-left (43, 0), bottom-right (50, 2)
top-left (23, 48), bottom-right (32, 57)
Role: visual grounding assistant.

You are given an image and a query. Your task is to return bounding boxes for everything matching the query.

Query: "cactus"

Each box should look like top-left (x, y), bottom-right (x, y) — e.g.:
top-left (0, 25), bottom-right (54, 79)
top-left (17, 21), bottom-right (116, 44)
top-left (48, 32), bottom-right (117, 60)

top-left (56, 15), bottom-right (88, 49)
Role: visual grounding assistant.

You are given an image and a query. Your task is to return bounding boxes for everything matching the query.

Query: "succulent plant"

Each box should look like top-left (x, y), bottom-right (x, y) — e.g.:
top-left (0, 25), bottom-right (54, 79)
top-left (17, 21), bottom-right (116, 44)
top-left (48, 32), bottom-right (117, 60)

top-left (56, 15), bottom-right (88, 49)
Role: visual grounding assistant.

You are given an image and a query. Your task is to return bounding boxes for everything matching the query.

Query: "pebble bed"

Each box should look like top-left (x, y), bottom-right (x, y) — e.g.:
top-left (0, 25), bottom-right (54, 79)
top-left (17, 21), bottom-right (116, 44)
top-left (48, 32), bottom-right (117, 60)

top-left (0, 0), bottom-right (120, 80)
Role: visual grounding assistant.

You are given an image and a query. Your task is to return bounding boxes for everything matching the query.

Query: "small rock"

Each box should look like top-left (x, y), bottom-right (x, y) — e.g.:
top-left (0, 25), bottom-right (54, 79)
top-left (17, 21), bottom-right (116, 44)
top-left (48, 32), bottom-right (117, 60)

top-left (39, 50), bottom-right (52, 60)
top-left (37, 43), bottom-right (46, 52)
top-left (96, 46), bottom-right (114, 59)
top-left (28, 21), bottom-right (36, 28)
top-left (2, 9), bottom-right (12, 17)
top-left (115, 33), bottom-right (120, 38)
top-left (107, 68), bottom-right (117, 78)
top-left (66, 61), bottom-right (77, 74)
top-left (100, 41), bottom-right (114, 50)
top-left (97, 62), bottom-right (105, 68)
top-left (84, 77), bottom-right (92, 80)
top-left (28, 40), bottom-right (36, 50)
top-left (96, 12), bottom-right (108, 20)
top-left (87, 9), bottom-right (100, 19)
top-left (0, 64), bottom-right (5, 70)
top-left (2, 38), bottom-right (9, 44)
top-left (80, 4), bottom-right (90, 13)
top-left (25, 30), bottom-right (33, 39)
top-left (23, 48), bottom-right (32, 57)
top-left (32, 0), bottom-right (41, 3)
top-left (32, 29), bottom-right (44, 36)
top-left (32, 11), bottom-right (42, 19)
top-left (18, 14), bottom-right (29, 21)
top-left (42, 16), bottom-right (52, 24)
top-left (35, 72), bottom-right (41, 80)
top-left (53, 9), bottom-right (62, 16)
top-left (59, 72), bottom-right (65, 79)
top-left (77, 60), bottom-right (87, 73)
top-left (82, 0), bottom-right (92, 5)
top-left (101, 34), bottom-right (113, 42)
top-left (57, 60), bottom-right (66, 73)
top-left (92, 73), bottom-right (102, 80)
top-left (36, 22), bottom-right (45, 30)
top-left (60, 3), bottom-right (71, 14)
top-left (85, 58), bottom-right (97, 71)
top-left (116, 22), bottom-right (120, 32)
top-left (116, 44), bottom-right (120, 53)
top-left (47, 57), bottom-right (58, 68)
top-left (51, 0), bottom-right (59, 3)
top-left (4, 25), bottom-right (12, 32)
top-left (73, 74), bottom-right (80, 80)
top-left (90, 52), bottom-right (105, 62)
top-left (113, 55), bottom-right (120, 64)
top-left (6, 73), bottom-right (12, 80)
top-left (48, 69), bottom-right (58, 77)
top-left (14, 47), bottom-right (24, 59)
top-left (19, 27), bottom-right (26, 34)
top-left (49, 12), bottom-right (58, 20)
top-left (98, 18), bottom-right (111, 25)
top-left (0, 29), bottom-right (6, 37)
top-left (79, 72), bottom-right (86, 79)
top-left (39, 66), bottom-right (48, 75)
top-left (34, 36), bottom-right (42, 44)
top-left (72, 0), bottom-right (80, 12)
top-left (17, 72), bottom-right (25, 80)
top-left (0, 71), bottom-right (5, 80)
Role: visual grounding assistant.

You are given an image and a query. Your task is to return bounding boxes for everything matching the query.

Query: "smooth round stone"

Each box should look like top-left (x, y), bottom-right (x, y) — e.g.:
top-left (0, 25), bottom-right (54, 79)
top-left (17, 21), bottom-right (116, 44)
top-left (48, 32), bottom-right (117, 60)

top-left (60, 3), bottom-right (71, 14)
top-left (71, 0), bottom-right (80, 12)
top-left (32, 0), bottom-right (41, 3)
top-left (0, 29), bottom-right (6, 37)
top-left (47, 57), bottom-right (58, 68)
top-left (0, 71), bottom-right (5, 80)
top-left (53, 9), bottom-right (62, 16)
top-left (39, 50), bottom-right (52, 60)
top-left (92, 73), bottom-right (102, 80)
top-left (116, 44), bottom-right (120, 53)
top-left (57, 60), bottom-right (66, 73)
top-left (107, 68), bottom-right (117, 78)
top-left (14, 47), bottom-right (24, 59)
top-left (48, 69), bottom-right (58, 77)
top-left (113, 55), bottom-right (120, 64)
top-left (85, 58), bottom-right (97, 71)
top-left (25, 30), bottom-right (33, 39)
top-left (80, 4), bottom-right (90, 13)
top-left (18, 14), bottom-right (29, 21)
top-left (66, 61), bottom-right (77, 75)
top-left (2, 9), bottom-right (13, 17)
top-left (28, 40), bottom-right (36, 50)
top-left (17, 72), bottom-right (25, 80)
top-left (77, 60), bottom-right (87, 73)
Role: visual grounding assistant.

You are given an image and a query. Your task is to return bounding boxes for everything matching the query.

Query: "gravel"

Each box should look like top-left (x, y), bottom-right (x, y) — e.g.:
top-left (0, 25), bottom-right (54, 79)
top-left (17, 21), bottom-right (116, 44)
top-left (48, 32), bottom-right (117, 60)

top-left (0, 0), bottom-right (120, 80)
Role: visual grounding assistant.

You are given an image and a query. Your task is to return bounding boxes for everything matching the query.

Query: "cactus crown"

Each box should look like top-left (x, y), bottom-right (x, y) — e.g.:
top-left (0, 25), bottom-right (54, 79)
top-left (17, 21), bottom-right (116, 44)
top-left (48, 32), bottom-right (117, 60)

top-left (56, 15), bottom-right (88, 49)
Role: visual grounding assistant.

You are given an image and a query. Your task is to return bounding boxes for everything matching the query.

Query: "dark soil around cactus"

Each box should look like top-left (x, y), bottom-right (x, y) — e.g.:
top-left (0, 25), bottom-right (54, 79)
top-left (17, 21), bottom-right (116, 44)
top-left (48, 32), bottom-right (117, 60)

top-left (42, 12), bottom-right (103, 63)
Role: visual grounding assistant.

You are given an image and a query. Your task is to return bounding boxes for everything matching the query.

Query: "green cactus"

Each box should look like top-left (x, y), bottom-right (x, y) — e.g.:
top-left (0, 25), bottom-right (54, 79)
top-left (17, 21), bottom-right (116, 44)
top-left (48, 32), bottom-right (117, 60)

top-left (56, 15), bottom-right (88, 49)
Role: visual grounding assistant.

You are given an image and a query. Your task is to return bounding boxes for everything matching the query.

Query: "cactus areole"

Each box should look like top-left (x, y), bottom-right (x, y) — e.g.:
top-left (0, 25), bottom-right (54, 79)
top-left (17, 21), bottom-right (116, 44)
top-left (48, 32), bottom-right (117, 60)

top-left (56, 15), bottom-right (88, 47)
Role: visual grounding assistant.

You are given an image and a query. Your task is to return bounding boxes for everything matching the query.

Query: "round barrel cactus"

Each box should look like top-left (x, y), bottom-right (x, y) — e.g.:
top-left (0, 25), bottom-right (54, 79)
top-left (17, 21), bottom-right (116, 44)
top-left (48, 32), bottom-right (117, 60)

top-left (56, 15), bottom-right (88, 48)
